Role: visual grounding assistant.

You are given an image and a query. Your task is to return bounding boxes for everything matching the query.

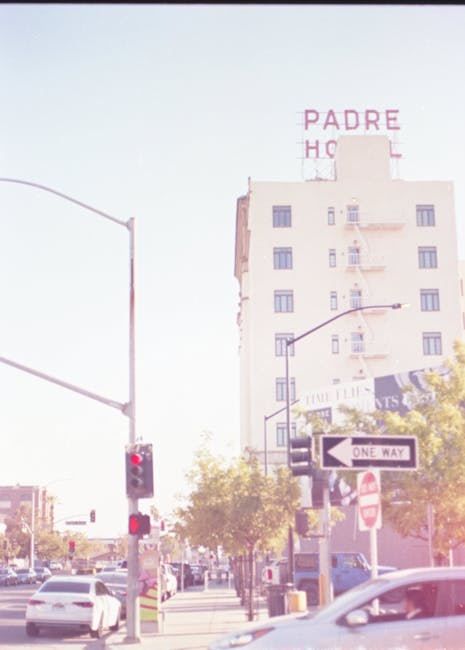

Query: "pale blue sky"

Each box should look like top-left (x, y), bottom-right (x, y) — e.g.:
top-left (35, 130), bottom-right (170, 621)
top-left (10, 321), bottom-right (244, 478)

top-left (0, 4), bottom-right (464, 537)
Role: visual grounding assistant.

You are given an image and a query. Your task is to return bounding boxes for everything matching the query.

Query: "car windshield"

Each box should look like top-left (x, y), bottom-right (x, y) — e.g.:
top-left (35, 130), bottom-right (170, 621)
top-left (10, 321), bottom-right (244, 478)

top-left (40, 581), bottom-right (90, 593)
top-left (99, 574), bottom-right (127, 585)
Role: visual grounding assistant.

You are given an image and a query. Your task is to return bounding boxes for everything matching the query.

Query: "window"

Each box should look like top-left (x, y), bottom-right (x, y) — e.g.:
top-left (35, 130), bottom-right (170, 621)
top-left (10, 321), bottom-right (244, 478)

top-left (350, 289), bottom-right (363, 308)
top-left (348, 246), bottom-right (360, 265)
top-left (351, 332), bottom-right (364, 353)
top-left (416, 204), bottom-right (435, 227)
top-left (330, 291), bottom-right (338, 310)
top-left (327, 207), bottom-right (335, 225)
top-left (273, 205), bottom-right (292, 227)
top-left (420, 289), bottom-right (440, 311)
top-left (274, 247), bottom-right (293, 269)
top-left (276, 377), bottom-right (296, 402)
top-left (331, 335), bottom-right (339, 354)
top-left (347, 204), bottom-right (359, 223)
top-left (274, 290), bottom-right (294, 312)
top-left (418, 246), bottom-right (438, 268)
top-left (276, 422), bottom-right (296, 447)
top-left (329, 249), bottom-right (336, 267)
top-left (275, 333), bottom-right (295, 356)
top-left (423, 332), bottom-right (442, 355)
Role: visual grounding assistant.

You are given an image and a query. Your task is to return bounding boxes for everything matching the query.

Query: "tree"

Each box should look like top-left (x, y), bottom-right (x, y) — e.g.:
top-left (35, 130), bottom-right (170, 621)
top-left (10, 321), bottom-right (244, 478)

top-left (176, 443), bottom-right (300, 620)
top-left (378, 341), bottom-right (465, 557)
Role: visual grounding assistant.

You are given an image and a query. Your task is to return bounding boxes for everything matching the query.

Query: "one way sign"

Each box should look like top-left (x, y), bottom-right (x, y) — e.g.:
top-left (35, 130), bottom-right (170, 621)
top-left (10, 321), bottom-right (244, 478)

top-left (321, 435), bottom-right (418, 471)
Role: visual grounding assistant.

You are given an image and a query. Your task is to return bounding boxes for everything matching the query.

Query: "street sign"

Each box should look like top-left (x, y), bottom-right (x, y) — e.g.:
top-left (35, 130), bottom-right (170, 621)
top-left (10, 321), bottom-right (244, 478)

top-left (65, 520), bottom-right (86, 525)
top-left (321, 435), bottom-right (418, 470)
top-left (357, 470), bottom-right (382, 531)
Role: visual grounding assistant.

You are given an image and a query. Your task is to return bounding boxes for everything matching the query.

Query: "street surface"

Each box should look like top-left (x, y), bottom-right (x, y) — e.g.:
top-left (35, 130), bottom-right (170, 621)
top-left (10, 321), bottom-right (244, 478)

top-left (0, 584), bottom-right (114, 649)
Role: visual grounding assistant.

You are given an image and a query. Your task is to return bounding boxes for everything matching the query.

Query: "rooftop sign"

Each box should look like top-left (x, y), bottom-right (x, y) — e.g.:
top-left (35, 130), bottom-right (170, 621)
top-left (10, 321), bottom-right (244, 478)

top-left (301, 108), bottom-right (402, 160)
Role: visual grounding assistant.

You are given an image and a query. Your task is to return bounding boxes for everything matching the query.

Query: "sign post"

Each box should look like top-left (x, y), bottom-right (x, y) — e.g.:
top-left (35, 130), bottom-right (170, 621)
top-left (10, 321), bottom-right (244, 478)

top-left (321, 435), bottom-right (418, 470)
top-left (357, 469), bottom-right (382, 598)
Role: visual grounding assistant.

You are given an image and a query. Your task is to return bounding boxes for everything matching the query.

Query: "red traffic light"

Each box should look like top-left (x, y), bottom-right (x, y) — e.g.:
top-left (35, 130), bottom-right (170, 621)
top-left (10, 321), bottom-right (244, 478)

top-left (130, 453), bottom-right (143, 465)
top-left (128, 513), bottom-right (151, 536)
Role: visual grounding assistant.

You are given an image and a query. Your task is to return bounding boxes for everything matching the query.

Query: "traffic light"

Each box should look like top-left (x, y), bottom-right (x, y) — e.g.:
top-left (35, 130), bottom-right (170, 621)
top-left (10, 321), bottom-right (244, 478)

top-left (90, 509), bottom-right (96, 523)
top-left (68, 540), bottom-right (75, 558)
top-left (128, 512), bottom-right (151, 536)
top-left (290, 436), bottom-right (314, 476)
top-left (125, 443), bottom-right (154, 499)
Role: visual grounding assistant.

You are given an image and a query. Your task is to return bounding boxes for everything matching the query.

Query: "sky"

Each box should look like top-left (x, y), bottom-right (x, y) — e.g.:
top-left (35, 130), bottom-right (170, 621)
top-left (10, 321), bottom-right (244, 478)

top-left (0, 3), bottom-right (465, 539)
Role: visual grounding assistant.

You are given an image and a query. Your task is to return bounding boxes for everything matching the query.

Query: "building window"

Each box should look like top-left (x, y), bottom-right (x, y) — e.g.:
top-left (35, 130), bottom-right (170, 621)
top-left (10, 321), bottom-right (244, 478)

top-left (418, 246), bottom-right (438, 268)
top-left (347, 204), bottom-right (359, 223)
top-left (276, 422), bottom-right (296, 447)
top-left (329, 249), bottom-right (336, 267)
top-left (420, 289), bottom-right (440, 311)
top-left (350, 289), bottom-right (363, 308)
top-left (416, 204), bottom-right (435, 227)
top-left (423, 332), bottom-right (442, 355)
top-left (274, 247), bottom-right (293, 269)
top-left (327, 207), bottom-right (335, 225)
top-left (275, 333), bottom-right (295, 356)
top-left (351, 332), bottom-right (364, 353)
top-left (348, 246), bottom-right (360, 265)
top-left (273, 205), bottom-right (292, 227)
top-left (331, 335), bottom-right (339, 354)
top-left (276, 377), bottom-right (296, 402)
top-left (330, 291), bottom-right (338, 310)
top-left (274, 290), bottom-right (294, 312)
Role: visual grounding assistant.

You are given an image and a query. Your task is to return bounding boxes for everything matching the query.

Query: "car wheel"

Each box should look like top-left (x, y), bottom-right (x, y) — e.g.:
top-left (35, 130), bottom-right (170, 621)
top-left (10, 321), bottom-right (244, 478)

top-left (90, 615), bottom-right (104, 639)
top-left (109, 611), bottom-right (120, 632)
top-left (26, 622), bottom-right (39, 637)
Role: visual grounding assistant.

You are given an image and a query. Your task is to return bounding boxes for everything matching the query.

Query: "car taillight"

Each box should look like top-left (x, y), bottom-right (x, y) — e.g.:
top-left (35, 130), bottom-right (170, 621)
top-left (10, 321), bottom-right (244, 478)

top-left (72, 601), bottom-right (94, 608)
top-left (28, 599), bottom-right (45, 606)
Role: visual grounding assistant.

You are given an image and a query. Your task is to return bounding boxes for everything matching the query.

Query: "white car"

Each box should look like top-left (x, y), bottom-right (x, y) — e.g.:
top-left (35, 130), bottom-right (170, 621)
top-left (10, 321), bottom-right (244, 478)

top-left (160, 563), bottom-right (177, 601)
top-left (209, 567), bottom-right (465, 649)
top-left (25, 575), bottom-right (121, 639)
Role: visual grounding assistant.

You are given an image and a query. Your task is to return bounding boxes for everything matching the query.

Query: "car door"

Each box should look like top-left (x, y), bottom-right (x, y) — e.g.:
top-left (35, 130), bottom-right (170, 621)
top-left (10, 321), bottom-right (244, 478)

top-left (337, 580), bottom-right (448, 650)
top-left (441, 578), bottom-right (465, 648)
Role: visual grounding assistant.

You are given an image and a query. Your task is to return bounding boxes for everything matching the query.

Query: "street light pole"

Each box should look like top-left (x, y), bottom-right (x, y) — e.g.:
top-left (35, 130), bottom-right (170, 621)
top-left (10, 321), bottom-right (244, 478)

top-left (0, 178), bottom-right (141, 642)
top-left (284, 302), bottom-right (406, 599)
top-left (264, 400), bottom-right (299, 476)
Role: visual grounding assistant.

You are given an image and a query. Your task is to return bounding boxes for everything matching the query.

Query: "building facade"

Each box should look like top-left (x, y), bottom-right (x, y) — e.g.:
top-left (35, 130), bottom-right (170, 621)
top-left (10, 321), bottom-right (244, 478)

top-left (0, 485), bottom-right (53, 530)
top-left (234, 135), bottom-right (464, 468)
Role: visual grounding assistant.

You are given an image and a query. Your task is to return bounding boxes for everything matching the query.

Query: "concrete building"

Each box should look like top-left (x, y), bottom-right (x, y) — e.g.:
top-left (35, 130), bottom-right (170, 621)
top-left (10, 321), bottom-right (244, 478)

top-left (0, 485), bottom-right (53, 530)
top-left (234, 135), bottom-right (464, 469)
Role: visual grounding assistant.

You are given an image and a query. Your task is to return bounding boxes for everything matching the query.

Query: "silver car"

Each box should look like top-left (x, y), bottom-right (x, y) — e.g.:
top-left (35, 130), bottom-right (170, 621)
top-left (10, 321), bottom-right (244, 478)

top-left (209, 567), bottom-right (465, 649)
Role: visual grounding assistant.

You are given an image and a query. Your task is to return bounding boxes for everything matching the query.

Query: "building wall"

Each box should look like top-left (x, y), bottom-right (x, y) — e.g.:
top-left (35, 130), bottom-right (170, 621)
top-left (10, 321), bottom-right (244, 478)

top-left (0, 485), bottom-right (51, 529)
top-left (235, 135), bottom-right (463, 463)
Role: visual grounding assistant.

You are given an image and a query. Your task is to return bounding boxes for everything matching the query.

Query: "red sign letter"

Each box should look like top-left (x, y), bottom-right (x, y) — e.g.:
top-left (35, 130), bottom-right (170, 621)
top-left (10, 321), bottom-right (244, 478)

top-left (305, 140), bottom-right (320, 159)
top-left (304, 110), bottom-right (319, 130)
top-left (325, 140), bottom-right (337, 158)
top-left (323, 110), bottom-right (340, 130)
top-left (389, 140), bottom-right (402, 159)
top-left (344, 110), bottom-right (359, 130)
top-left (385, 109), bottom-right (400, 130)
top-left (364, 110), bottom-right (380, 131)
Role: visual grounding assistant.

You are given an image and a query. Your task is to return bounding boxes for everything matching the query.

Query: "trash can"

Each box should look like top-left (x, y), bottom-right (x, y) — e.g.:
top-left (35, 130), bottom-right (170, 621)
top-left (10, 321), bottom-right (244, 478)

top-left (267, 584), bottom-right (286, 617)
top-left (287, 589), bottom-right (307, 613)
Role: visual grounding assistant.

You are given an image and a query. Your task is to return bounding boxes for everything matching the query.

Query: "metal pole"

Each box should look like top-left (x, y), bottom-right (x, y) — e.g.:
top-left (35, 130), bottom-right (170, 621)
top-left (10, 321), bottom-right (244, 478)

top-left (285, 341), bottom-right (295, 586)
top-left (264, 416), bottom-right (268, 477)
top-left (125, 217), bottom-right (140, 643)
top-left (319, 486), bottom-right (331, 605)
top-left (30, 490), bottom-right (35, 569)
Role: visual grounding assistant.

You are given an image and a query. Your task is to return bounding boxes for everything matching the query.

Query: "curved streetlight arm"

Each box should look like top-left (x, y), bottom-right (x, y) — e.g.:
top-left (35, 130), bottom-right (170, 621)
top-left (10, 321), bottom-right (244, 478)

top-left (0, 178), bottom-right (128, 229)
top-left (288, 303), bottom-right (404, 347)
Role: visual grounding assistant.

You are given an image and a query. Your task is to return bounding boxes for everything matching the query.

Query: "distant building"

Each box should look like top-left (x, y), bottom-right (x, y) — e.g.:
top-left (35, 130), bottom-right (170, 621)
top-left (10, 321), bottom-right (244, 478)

top-left (0, 485), bottom-right (53, 530)
top-left (234, 135), bottom-right (464, 468)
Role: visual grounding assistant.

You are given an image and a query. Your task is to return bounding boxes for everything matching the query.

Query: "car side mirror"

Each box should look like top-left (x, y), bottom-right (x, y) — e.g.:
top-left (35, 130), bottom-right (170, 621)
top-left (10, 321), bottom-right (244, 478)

top-left (345, 609), bottom-right (369, 627)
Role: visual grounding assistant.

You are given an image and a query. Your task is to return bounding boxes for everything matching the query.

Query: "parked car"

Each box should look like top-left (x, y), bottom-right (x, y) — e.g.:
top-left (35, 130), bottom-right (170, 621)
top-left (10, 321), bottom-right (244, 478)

top-left (0, 567), bottom-right (17, 586)
top-left (97, 570), bottom-right (128, 618)
top-left (160, 563), bottom-right (177, 601)
top-left (25, 575), bottom-right (121, 638)
top-left (49, 561), bottom-right (63, 572)
top-left (15, 568), bottom-right (37, 584)
top-left (191, 564), bottom-right (206, 585)
top-left (209, 566), bottom-right (465, 649)
top-left (169, 562), bottom-right (194, 589)
top-left (34, 567), bottom-right (52, 583)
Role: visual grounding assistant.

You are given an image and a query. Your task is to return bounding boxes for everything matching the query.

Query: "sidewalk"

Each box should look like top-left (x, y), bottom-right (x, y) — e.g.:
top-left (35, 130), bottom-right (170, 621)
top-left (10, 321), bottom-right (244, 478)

top-left (106, 583), bottom-right (270, 650)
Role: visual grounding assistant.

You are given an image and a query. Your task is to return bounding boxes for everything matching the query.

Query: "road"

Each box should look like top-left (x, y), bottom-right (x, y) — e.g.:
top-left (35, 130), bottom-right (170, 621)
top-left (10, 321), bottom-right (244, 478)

top-left (0, 583), bottom-right (112, 649)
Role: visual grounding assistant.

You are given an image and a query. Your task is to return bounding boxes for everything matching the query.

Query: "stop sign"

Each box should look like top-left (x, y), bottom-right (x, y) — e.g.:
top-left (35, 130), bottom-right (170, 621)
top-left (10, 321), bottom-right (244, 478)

top-left (357, 470), bottom-right (381, 531)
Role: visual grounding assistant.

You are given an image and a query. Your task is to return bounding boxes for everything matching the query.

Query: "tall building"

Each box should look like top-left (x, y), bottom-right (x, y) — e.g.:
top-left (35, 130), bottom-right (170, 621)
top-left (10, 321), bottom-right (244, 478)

top-left (234, 135), bottom-right (463, 469)
top-left (0, 485), bottom-right (53, 530)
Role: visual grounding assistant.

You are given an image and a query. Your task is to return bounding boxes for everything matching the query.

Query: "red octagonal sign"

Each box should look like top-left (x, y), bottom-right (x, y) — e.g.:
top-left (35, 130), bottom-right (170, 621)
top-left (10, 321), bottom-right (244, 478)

top-left (357, 470), bottom-right (381, 531)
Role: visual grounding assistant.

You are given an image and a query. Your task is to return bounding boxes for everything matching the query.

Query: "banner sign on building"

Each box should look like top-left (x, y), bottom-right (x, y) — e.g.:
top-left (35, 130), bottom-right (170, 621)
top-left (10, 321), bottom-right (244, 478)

top-left (303, 365), bottom-right (449, 424)
top-left (301, 108), bottom-right (402, 160)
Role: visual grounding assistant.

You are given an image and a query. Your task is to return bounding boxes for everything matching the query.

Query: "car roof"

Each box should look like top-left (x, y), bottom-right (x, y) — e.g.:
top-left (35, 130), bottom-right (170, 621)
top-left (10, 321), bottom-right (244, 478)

top-left (374, 566), bottom-right (465, 581)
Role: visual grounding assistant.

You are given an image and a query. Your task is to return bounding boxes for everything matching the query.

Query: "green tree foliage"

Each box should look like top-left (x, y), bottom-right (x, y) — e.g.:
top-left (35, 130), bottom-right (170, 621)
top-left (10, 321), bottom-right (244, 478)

top-left (176, 442), bottom-right (300, 619)
top-left (379, 341), bottom-right (465, 556)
